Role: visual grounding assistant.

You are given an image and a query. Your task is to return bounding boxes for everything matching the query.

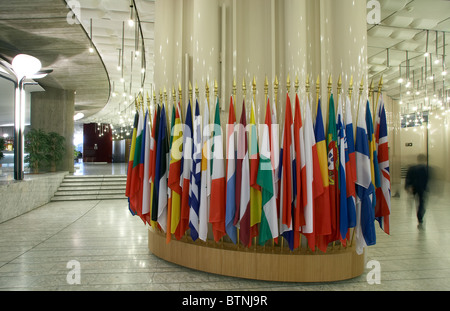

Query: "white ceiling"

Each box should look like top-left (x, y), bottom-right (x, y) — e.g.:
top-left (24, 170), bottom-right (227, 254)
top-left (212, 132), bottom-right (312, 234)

top-left (70, 0), bottom-right (155, 126)
top-left (367, 0), bottom-right (450, 110)
top-left (71, 0), bottom-right (450, 125)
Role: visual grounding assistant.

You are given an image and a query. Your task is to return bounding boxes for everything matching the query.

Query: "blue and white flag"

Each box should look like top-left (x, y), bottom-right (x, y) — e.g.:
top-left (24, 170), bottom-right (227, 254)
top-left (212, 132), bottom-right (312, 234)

top-left (355, 98), bottom-right (376, 255)
top-left (189, 99), bottom-right (202, 241)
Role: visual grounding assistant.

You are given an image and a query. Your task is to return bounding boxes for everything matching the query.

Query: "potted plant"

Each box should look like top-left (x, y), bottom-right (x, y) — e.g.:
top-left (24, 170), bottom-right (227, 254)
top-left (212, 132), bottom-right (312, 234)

top-left (45, 132), bottom-right (66, 172)
top-left (0, 136), bottom-right (5, 173)
top-left (25, 128), bottom-right (48, 174)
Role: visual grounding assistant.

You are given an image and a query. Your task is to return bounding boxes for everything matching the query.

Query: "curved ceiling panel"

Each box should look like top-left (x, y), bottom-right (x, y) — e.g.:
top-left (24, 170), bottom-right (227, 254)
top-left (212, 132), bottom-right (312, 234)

top-left (0, 0), bottom-right (110, 119)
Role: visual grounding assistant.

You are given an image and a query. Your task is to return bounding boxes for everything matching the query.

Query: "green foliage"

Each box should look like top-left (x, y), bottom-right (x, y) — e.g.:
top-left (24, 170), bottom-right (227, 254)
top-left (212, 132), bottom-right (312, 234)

top-left (0, 137), bottom-right (5, 160)
top-left (45, 132), bottom-right (66, 171)
top-left (25, 129), bottom-right (48, 173)
top-left (25, 129), bottom-right (66, 173)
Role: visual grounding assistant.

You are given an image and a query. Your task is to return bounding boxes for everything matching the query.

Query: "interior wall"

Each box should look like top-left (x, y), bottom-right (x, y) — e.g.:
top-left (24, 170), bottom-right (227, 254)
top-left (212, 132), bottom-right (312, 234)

top-left (83, 123), bottom-right (112, 163)
top-left (428, 111), bottom-right (449, 182)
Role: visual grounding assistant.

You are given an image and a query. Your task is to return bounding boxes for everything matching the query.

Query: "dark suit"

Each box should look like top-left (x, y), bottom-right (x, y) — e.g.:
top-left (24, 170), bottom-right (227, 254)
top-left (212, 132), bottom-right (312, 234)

top-left (405, 164), bottom-right (429, 223)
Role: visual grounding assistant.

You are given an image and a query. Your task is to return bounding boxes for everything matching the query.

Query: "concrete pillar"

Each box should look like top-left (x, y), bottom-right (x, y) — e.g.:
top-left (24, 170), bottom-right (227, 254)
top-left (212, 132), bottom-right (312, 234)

top-left (31, 85), bottom-right (75, 173)
top-left (154, 0), bottom-right (368, 125)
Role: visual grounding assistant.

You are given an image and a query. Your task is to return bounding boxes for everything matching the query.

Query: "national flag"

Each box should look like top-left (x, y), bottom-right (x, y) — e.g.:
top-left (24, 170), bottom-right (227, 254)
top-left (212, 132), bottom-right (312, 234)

top-left (126, 111), bottom-right (139, 215)
top-left (279, 93), bottom-right (295, 250)
top-left (327, 94), bottom-right (339, 243)
top-left (199, 99), bottom-right (211, 241)
top-left (149, 106), bottom-right (160, 228)
top-left (189, 100), bottom-right (202, 241)
top-left (271, 99), bottom-right (280, 228)
top-left (355, 98), bottom-right (376, 255)
top-left (257, 98), bottom-right (278, 245)
top-left (337, 95), bottom-right (348, 245)
top-left (209, 97), bottom-right (226, 242)
top-left (154, 105), bottom-right (169, 232)
top-left (235, 101), bottom-right (251, 247)
top-left (293, 94), bottom-right (307, 250)
top-left (168, 102), bottom-right (183, 239)
top-left (345, 95), bottom-right (357, 232)
top-left (166, 105), bottom-right (176, 242)
top-left (249, 100), bottom-right (262, 243)
top-left (129, 110), bottom-right (145, 216)
top-left (302, 97), bottom-right (324, 251)
top-left (366, 100), bottom-right (380, 211)
top-left (179, 101), bottom-right (193, 238)
top-left (314, 99), bottom-right (332, 252)
top-left (375, 95), bottom-right (391, 234)
top-left (225, 96), bottom-right (237, 244)
top-left (141, 109), bottom-right (151, 225)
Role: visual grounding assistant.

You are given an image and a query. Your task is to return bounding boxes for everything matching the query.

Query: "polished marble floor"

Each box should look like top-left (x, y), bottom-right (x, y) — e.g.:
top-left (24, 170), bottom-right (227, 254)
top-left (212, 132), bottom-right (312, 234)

top-left (1, 163), bottom-right (450, 291)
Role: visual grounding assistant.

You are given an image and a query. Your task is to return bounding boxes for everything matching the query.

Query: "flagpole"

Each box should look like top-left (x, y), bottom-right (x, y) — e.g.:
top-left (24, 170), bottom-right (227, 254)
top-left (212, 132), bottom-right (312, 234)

top-left (195, 81), bottom-right (199, 104)
top-left (348, 75), bottom-right (354, 102)
top-left (315, 75), bottom-right (320, 117)
top-left (274, 75), bottom-right (278, 118)
top-left (306, 74), bottom-right (310, 103)
top-left (206, 80), bottom-right (210, 110)
top-left (252, 76), bottom-right (257, 252)
top-left (178, 83), bottom-right (183, 122)
top-left (374, 76), bottom-right (383, 123)
top-left (327, 75), bottom-right (336, 251)
top-left (294, 75), bottom-right (302, 253)
top-left (273, 75), bottom-right (279, 252)
top-left (231, 77), bottom-right (238, 250)
top-left (337, 75), bottom-right (342, 251)
top-left (305, 75), bottom-right (311, 253)
top-left (350, 77), bottom-right (364, 248)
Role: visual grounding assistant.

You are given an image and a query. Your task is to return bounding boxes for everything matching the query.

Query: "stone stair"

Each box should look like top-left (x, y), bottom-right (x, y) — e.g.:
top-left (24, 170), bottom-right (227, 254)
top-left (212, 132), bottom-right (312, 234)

top-left (51, 174), bottom-right (127, 201)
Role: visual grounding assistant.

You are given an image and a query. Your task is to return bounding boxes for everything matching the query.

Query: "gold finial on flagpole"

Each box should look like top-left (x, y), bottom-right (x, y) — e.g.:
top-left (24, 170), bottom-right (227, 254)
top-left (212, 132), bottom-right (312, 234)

top-left (159, 89), bottom-right (163, 107)
top-left (286, 73), bottom-right (291, 94)
top-left (348, 75), bottom-right (354, 101)
top-left (327, 74), bottom-right (332, 101)
top-left (264, 76), bottom-right (268, 104)
top-left (189, 81), bottom-right (193, 103)
top-left (295, 75), bottom-right (299, 94)
top-left (316, 75), bottom-right (320, 106)
top-left (195, 81), bottom-right (199, 102)
top-left (252, 76), bottom-right (256, 104)
top-left (153, 88), bottom-right (156, 108)
top-left (172, 85), bottom-right (176, 106)
top-left (147, 91), bottom-right (151, 111)
top-left (306, 74), bottom-right (310, 103)
top-left (369, 79), bottom-right (374, 98)
top-left (359, 77), bottom-right (364, 97)
top-left (233, 76), bottom-right (237, 102)
top-left (374, 75), bottom-right (383, 120)
top-left (206, 80), bottom-right (210, 107)
top-left (274, 75), bottom-right (279, 111)
top-left (214, 79), bottom-right (218, 101)
top-left (164, 87), bottom-right (168, 106)
top-left (376, 75), bottom-right (383, 104)
top-left (337, 74), bottom-right (342, 96)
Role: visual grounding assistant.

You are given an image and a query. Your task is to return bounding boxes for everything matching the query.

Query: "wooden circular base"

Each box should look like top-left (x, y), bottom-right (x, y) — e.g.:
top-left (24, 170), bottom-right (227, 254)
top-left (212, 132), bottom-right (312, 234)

top-left (148, 230), bottom-right (365, 283)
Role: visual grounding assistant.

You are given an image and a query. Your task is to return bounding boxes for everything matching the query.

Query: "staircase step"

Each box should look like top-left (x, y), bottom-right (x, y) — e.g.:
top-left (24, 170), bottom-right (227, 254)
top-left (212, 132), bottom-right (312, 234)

top-left (57, 185), bottom-right (126, 191)
top-left (54, 189), bottom-right (125, 196)
top-left (60, 182), bottom-right (126, 187)
top-left (50, 194), bottom-right (126, 201)
top-left (51, 174), bottom-right (128, 202)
